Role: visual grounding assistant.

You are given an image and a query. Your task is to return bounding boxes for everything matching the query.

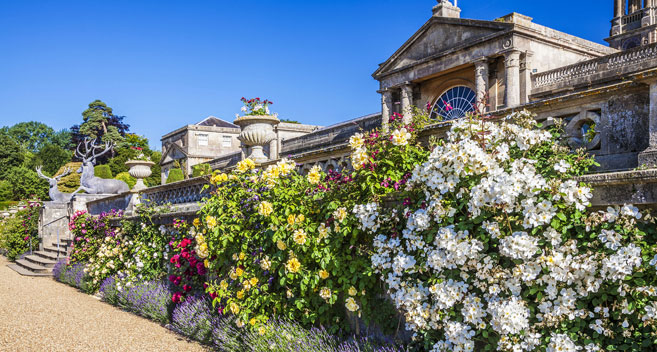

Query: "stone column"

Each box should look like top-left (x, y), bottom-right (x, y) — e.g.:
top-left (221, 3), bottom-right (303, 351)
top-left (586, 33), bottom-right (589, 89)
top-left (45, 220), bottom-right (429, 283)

top-left (380, 89), bottom-right (393, 130)
top-left (639, 81), bottom-right (657, 167)
top-left (474, 58), bottom-right (489, 112)
top-left (504, 50), bottom-right (522, 109)
top-left (615, 0), bottom-right (624, 16)
top-left (400, 83), bottom-right (414, 124)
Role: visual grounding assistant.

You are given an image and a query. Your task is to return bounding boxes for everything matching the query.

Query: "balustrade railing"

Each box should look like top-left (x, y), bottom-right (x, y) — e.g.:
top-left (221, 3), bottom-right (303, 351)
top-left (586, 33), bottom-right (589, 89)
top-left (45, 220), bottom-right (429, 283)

top-left (141, 177), bottom-right (214, 206)
top-left (532, 42), bottom-right (657, 90)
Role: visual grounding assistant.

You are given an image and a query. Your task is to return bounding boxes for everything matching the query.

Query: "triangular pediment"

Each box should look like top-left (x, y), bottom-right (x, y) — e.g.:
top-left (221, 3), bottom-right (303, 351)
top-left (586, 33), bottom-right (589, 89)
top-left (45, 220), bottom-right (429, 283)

top-left (161, 143), bottom-right (188, 165)
top-left (374, 18), bottom-right (510, 79)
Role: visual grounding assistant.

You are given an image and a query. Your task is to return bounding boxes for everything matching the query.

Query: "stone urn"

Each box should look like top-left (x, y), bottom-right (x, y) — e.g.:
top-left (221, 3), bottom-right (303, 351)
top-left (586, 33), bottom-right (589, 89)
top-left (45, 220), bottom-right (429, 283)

top-left (233, 115), bottom-right (280, 163)
top-left (125, 160), bottom-right (155, 192)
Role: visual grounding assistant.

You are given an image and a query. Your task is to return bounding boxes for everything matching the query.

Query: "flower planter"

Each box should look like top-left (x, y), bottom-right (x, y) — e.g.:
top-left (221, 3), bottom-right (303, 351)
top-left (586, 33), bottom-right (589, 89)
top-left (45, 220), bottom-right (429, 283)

top-left (125, 160), bottom-right (155, 192)
top-left (233, 115), bottom-right (280, 163)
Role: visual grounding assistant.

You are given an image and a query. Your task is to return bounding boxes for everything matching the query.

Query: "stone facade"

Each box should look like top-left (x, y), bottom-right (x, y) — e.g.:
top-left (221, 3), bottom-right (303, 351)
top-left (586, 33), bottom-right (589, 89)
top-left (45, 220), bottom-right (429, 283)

top-left (160, 116), bottom-right (241, 183)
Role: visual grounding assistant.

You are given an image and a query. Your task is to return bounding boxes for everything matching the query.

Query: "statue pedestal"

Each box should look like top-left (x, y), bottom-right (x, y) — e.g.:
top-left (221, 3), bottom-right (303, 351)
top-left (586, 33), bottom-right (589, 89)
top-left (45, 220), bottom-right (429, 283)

top-left (39, 202), bottom-right (70, 248)
top-left (70, 194), bottom-right (115, 214)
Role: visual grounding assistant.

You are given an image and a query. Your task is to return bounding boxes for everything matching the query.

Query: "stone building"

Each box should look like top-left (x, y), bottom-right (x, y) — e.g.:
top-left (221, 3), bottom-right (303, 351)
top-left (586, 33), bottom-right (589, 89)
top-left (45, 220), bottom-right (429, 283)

top-left (160, 116), bottom-right (241, 183)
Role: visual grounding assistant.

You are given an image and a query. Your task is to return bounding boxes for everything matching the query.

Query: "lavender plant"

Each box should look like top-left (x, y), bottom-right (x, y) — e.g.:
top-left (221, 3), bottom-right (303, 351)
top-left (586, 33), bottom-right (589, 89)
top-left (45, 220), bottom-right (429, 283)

top-left (99, 275), bottom-right (120, 305)
top-left (117, 279), bottom-right (172, 324)
top-left (171, 295), bottom-right (216, 344)
top-left (53, 260), bottom-right (92, 293)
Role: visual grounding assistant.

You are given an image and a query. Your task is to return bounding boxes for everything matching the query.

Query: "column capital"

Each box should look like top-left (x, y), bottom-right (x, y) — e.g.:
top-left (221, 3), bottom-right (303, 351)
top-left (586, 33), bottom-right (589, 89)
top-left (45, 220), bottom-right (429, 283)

top-left (503, 50), bottom-right (522, 68)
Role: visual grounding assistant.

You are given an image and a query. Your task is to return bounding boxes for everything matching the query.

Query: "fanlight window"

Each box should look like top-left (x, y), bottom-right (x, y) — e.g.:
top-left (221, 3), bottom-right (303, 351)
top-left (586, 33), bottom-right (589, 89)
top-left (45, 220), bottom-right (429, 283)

top-left (430, 86), bottom-right (476, 121)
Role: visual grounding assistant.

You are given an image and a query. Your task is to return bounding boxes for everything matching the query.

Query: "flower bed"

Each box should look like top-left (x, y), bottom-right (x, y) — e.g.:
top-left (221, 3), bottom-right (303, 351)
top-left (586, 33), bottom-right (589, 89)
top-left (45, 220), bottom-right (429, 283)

top-left (54, 109), bottom-right (657, 351)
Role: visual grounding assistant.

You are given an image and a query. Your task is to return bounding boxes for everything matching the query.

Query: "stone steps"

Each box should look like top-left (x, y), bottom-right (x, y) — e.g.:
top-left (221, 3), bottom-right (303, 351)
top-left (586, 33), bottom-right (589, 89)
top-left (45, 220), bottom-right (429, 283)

top-left (8, 240), bottom-right (70, 277)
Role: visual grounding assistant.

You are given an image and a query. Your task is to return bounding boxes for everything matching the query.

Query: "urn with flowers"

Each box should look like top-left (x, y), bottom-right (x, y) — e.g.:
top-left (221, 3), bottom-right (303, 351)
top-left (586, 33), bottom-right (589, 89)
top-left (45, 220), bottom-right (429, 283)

top-left (125, 148), bottom-right (154, 191)
top-left (234, 97), bottom-right (280, 163)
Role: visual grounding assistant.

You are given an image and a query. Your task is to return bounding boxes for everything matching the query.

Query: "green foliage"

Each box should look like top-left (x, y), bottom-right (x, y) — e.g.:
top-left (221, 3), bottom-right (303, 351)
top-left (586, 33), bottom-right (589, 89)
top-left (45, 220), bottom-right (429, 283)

top-left (0, 181), bottom-right (12, 202)
top-left (32, 144), bottom-right (72, 175)
top-left (192, 163), bottom-right (212, 178)
top-left (146, 151), bottom-right (162, 187)
top-left (76, 100), bottom-right (127, 144)
top-left (1, 121), bottom-right (71, 153)
top-left (166, 169), bottom-right (184, 184)
top-left (2, 167), bottom-right (48, 201)
top-left (94, 164), bottom-right (113, 179)
top-left (0, 133), bottom-right (24, 179)
top-left (0, 200), bottom-right (18, 210)
top-left (0, 202), bottom-right (41, 260)
top-left (115, 172), bottom-right (136, 189)
top-left (56, 162), bottom-right (82, 193)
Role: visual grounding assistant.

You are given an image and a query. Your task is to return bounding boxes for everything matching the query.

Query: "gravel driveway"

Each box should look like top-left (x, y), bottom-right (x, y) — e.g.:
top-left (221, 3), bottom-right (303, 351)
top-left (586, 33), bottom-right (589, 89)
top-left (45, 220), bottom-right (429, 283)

top-left (0, 256), bottom-right (208, 352)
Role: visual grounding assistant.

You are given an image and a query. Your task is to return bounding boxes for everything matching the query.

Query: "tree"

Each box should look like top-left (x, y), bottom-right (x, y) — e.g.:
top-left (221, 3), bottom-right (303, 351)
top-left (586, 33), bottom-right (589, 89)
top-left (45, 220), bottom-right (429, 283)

top-left (3, 166), bottom-right (48, 200)
top-left (0, 133), bottom-right (24, 178)
top-left (32, 144), bottom-right (72, 175)
top-left (1, 122), bottom-right (72, 153)
top-left (71, 100), bottom-right (130, 146)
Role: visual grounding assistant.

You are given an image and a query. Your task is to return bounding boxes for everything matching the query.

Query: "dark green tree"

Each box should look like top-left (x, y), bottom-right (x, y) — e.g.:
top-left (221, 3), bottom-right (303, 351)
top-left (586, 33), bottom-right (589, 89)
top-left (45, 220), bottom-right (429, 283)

top-left (0, 133), bottom-right (24, 178)
top-left (31, 144), bottom-right (72, 175)
top-left (3, 166), bottom-right (48, 200)
top-left (71, 100), bottom-right (130, 146)
top-left (2, 121), bottom-right (54, 153)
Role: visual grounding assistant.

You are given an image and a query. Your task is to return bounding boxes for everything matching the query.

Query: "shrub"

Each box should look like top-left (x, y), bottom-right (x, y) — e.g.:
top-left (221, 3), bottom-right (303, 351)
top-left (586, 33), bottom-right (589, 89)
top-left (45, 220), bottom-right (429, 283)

top-left (55, 162), bottom-right (82, 193)
top-left (99, 275), bottom-right (120, 305)
top-left (94, 164), bottom-right (113, 179)
top-left (115, 172), bottom-right (136, 189)
top-left (0, 201), bottom-right (41, 260)
top-left (166, 169), bottom-right (184, 184)
top-left (192, 163), bottom-right (212, 178)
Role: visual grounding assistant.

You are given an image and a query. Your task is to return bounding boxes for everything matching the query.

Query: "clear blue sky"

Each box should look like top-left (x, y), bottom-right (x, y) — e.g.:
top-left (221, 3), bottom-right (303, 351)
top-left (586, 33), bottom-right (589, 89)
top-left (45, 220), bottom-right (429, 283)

top-left (0, 0), bottom-right (612, 150)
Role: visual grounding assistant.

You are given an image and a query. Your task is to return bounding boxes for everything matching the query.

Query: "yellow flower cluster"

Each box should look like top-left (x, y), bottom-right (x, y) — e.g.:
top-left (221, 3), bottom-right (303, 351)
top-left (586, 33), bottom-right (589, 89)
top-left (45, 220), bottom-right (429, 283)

top-left (318, 223), bottom-right (330, 240)
top-left (333, 207), bottom-right (347, 223)
top-left (195, 233), bottom-right (209, 259)
top-left (261, 158), bottom-right (297, 187)
top-left (211, 172), bottom-right (228, 185)
top-left (319, 287), bottom-right (331, 300)
top-left (236, 158), bottom-right (256, 173)
top-left (319, 270), bottom-right (329, 279)
top-left (287, 214), bottom-right (305, 226)
top-left (258, 201), bottom-right (273, 216)
top-left (205, 216), bottom-right (217, 229)
top-left (277, 240), bottom-right (287, 250)
top-left (349, 133), bottom-right (364, 149)
top-left (307, 165), bottom-right (322, 184)
top-left (293, 229), bottom-right (307, 245)
top-left (345, 297), bottom-right (359, 312)
top-left (286, 257), bottom-right (301, 273)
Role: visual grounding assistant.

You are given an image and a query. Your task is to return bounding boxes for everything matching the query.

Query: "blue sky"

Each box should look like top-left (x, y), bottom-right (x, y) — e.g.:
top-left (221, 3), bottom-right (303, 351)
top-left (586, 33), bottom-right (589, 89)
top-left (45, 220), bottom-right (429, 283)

top-left (0, 0), bottom-right (611, 150)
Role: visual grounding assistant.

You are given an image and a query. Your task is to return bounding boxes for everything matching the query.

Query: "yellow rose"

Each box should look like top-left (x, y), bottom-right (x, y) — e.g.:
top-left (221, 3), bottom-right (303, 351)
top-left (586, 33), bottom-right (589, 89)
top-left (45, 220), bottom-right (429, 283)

top-left (319, 270), bottom-right (329, 280)
top-left (307, 165), bottom-right (322, 185)
top-left (258, 201), bottom-right (274, 216)
top-left (236, 290), bottom-right (245, 299)
top-left (206, 216), bottom-right (217, 229)
top-left (349, 133), bottom-right (364, 150)
top-left (230, 302), bottom-right (240, 314)
top-left (258, 326), bottom-right (266, 335)
top-left (348, 286), bottom-right (357, 296)
top-left (193, 218), bottom-right (200, 227)
top-left (287, 214), bottom-right (296, 226)
top-left (229, 270), bottom-right (238, 280)
top-left (319, 287), bottom-right (332, 300)
top-left (277, 240), bottom-right (287, 250)
top-left (250, 277), bottom-right (259, 286)
top-left (286, 257), bottom-right (301, 273)
top-left (345, 297), bottom-right (359, 312)
top-left (204, 259), bottom-right (210, 268)
top-left (293, 229), bottom-right (307, 245)
top-left (236, 158), bottom-right (256, 173)
top-left (318, 223), bottom-right (329, 240)
top-left (333, 207), bottom-right (347, 222)
top-left (239, 252), bottom-right (246, 260)
top-left (236, 267), bottom-right (244, 277)
top-left (249, 318), bottom-right (257, 326)
top-left (296, 214), bottom-right (305, 223)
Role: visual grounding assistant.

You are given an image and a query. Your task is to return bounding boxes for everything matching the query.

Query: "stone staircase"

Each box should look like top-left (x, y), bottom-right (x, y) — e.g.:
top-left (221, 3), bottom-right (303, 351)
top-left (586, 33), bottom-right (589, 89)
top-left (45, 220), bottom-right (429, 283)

top-left (8, 239), bottom-right (72, 277)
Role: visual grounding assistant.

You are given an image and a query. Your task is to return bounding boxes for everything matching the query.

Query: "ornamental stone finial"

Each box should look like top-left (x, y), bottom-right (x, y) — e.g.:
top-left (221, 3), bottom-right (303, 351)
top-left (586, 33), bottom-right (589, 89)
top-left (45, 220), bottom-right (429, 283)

top-left (433, 0), bottom-right (461, 18)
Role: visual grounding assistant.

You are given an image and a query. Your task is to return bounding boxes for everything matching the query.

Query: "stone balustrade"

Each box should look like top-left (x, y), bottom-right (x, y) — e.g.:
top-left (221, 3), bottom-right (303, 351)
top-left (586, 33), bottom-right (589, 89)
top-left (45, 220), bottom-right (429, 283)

top-left (531, 42), bottom-right (657, 95)
top-left (141, 176), bottom-right (214, 206)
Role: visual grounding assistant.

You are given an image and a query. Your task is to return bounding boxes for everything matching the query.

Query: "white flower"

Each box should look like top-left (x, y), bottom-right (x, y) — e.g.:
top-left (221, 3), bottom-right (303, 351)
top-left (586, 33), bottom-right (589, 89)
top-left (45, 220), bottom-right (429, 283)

top-left (499, 232), bottom-right (539, 261)
top-left (555, 160), bottom-right (570, 173)
top-left (391, 128), bottom-right (411, 146)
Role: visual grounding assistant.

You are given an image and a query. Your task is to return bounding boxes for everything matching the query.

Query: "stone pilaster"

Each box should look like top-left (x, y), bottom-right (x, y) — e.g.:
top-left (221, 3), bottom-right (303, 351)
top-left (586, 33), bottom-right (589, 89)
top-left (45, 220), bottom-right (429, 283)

top-left (504, 50), bottom-right (522, 109)
top-left (474, 58), bottom-right (489, 112)
top-left (400, 83), bottom-right (414, 124)
top-left (614, 0), bottom-right (623, 17)
top-left (638, 80), bottom-right (657, 167)
top-left (380, 89), bottom-right (393, 130)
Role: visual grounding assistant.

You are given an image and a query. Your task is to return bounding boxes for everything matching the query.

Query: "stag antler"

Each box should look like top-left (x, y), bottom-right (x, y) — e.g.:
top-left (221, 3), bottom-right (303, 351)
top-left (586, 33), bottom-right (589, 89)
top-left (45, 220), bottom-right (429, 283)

top-left (35, 166), bottom-right (51, 181)
top-left (91, 140), bottom-right (113, 161)
top-left (55, 167), bottom-right (72, 181)
top-left (74, 138), bottom-right (114, 163)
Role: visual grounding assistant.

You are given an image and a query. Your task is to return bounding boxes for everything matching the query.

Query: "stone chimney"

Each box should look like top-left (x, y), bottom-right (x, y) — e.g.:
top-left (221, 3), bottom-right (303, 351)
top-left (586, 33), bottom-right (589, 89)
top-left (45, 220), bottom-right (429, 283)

top-left (432, 0), bottom-right (461, 18)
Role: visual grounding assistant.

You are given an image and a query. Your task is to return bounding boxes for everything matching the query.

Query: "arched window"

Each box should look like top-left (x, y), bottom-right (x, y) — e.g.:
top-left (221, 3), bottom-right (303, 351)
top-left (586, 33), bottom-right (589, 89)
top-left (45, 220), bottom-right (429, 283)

top-left (430, 86), bottom-right (476, 121)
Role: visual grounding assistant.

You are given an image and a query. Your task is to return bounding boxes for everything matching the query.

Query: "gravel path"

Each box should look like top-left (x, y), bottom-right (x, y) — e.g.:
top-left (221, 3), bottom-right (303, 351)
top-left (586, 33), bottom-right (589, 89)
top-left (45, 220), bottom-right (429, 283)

top-left (0, 256), bottom-right (209, 352)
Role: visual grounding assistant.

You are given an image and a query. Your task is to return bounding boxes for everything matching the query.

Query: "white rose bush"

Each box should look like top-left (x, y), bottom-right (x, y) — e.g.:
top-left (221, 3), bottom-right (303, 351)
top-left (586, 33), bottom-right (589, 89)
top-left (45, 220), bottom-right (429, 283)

top-left (357, 111), bottom-right (657, 351)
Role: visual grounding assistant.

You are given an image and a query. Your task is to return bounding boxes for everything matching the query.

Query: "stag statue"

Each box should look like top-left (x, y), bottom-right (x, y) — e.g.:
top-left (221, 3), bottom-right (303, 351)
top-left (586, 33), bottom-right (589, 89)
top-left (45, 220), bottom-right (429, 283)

top-left (36, 166), bottom-right (81, 203)
top-left (75, 138), bottom-right (129, 194)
